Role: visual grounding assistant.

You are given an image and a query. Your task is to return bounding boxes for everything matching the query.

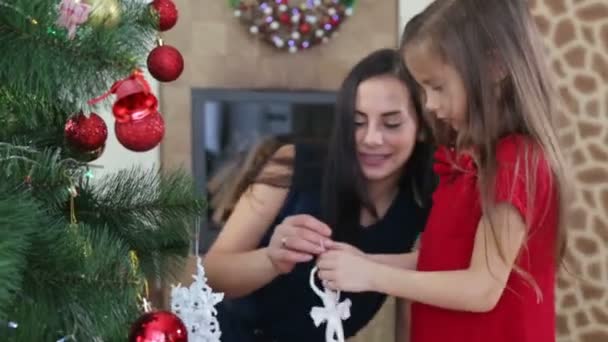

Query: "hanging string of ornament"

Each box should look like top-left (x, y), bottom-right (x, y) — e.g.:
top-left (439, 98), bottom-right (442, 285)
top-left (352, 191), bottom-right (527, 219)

top-left (230, 0), bottom-right (357, 53)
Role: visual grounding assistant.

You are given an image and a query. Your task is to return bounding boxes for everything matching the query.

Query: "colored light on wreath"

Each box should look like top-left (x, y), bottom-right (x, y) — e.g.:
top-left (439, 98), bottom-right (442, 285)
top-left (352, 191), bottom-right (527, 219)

top-left (230, 0), bottom-right (356, 53)
top-left (279, 12), bottom-right (290, 24)
top-left (299, 22), bottom-right (311, 34)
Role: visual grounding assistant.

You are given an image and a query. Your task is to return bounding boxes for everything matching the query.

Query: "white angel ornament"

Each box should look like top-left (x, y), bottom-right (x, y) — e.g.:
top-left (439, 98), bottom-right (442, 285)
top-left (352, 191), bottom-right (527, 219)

top-left (309, 266), bottom-right (352, 342)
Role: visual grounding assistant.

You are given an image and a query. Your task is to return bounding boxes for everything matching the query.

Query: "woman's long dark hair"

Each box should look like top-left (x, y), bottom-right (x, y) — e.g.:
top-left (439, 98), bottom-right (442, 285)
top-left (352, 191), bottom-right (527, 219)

top-left (322, 48), bottom-right (435, 242)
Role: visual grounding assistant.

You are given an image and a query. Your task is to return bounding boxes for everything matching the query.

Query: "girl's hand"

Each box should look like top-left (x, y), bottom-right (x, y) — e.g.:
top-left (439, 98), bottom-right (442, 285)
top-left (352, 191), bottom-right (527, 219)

top-left (267, 214), bottom-right (332, 274)
top-left (327, 241), bottom-right (366, 258)
top-left (316, 250), bottom-right (375, 293)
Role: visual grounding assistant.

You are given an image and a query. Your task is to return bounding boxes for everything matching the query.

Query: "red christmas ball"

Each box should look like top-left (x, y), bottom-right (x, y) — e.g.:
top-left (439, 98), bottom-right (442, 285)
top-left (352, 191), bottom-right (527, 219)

top-left (279, 12), bottom-right (291, 24)
top-left (115, 111), bottom-right (165, 152)
top-left (329, 15), bottom-right (341, 26)
top-left (64, 112), bottom-right (108, 152)
top-left (147, 45), bottom-right (184, 82)
top-left (151, 0), bottom-right (178, 31)
top-left (299, 23), bottom-right (311, 34)
top-left (113, 92), bottom-right (159, 123)
top-left (129, 310), bottom-right (187, 342)
top-left (71, 144), bottom-right (106, 162)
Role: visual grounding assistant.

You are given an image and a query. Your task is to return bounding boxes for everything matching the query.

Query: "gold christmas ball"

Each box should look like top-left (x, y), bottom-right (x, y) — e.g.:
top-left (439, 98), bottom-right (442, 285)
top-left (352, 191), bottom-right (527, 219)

top-left (84, 0), bottom-right (121, 28)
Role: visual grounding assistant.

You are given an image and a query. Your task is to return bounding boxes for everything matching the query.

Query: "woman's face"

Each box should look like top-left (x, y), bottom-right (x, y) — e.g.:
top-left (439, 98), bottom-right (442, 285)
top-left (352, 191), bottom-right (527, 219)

top-left (354, 75), bottom-right (419, 183)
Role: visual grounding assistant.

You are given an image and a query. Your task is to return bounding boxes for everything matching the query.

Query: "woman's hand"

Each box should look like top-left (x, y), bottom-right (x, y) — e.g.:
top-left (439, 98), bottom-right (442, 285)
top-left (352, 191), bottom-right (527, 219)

top-left (267, 214), bottom-right (332, 274)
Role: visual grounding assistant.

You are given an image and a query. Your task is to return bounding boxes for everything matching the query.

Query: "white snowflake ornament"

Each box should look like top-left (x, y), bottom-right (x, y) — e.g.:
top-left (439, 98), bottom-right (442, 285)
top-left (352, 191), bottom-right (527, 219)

top-left (171, 257), bottom-right (224, 342)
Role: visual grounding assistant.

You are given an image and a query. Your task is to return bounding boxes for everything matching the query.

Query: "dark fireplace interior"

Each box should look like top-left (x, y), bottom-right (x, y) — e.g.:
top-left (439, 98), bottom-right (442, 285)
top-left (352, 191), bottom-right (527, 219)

top-left (191, 88), bottom-right (336, 253)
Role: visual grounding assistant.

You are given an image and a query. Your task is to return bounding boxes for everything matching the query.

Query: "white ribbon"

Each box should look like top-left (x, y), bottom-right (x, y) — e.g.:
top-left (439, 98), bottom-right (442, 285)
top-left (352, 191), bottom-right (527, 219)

top-left (309, 266), bottom-right (352, 342)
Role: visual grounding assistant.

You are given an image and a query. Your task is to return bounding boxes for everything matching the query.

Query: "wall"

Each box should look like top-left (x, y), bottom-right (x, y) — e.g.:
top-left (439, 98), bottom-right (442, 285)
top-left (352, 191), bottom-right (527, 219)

top-left (159, 0), bottom-right (398, 171)
top-left (397, 0), bottom-right (430, 45)
top-left (531, 1), bottom-right (608, 341)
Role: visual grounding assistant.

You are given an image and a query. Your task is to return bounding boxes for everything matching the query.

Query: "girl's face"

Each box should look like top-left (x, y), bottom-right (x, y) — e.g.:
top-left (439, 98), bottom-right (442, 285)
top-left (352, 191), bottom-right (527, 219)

top-left (354, 75), bottom-right (419, 183)
top-left (404, 40), bottom-right (468, 132)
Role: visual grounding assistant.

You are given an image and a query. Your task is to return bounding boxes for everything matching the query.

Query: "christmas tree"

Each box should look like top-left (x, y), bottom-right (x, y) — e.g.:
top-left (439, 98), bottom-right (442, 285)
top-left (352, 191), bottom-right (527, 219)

top-left (0, 0), bottom-right (199, 340)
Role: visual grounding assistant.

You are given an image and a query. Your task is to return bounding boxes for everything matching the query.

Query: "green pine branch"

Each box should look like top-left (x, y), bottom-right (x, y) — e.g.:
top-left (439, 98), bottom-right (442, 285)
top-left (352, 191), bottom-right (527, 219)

top-left (0, 1), bottom-right (206, 339)
top-left (0, 0), bottom-right (158, 108)
top-left (0, 86), bottom-right (73, 149)
top-left (8, 225), bottom-right (142, 341)
top-left (228, 0), bottom-right (240, 9)
top-left (0, 187), bottom-right (41, 321)
top-left (0, 122), bottom-right (205, 342)
top-left (342, 0), bottom-right (358, 8)
top-left (78, 167), bottom-right (205, 279)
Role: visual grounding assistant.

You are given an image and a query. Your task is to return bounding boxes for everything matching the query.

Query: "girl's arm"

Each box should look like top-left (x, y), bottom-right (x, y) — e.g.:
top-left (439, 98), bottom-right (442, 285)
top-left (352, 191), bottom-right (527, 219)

top-left (327, 239), bottom-right (420, 270)
top-left (367, 252), bottom-right (418, 270)
top-left (318, 203), bottom-right (526, 312)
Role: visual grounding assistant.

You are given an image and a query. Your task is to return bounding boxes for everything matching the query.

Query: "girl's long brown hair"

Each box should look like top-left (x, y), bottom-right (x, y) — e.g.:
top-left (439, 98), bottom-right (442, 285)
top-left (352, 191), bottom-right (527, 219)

top-left (401, 0), bottom-right (570, 296)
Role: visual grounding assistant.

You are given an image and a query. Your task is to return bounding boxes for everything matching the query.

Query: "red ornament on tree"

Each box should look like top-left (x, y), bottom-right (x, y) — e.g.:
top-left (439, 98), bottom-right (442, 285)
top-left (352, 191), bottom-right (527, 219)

top-left (64, 112), bottom-right (108, 152)
top-left (115, 110), bottom-right (165, 152)
top-left (75, 145), bottom-right (105, 162)
top-left (129, 310), bottom-right (187, 342)
top-left (147, 44), bottom-right (184, 82)
top-left (89, 70), bottom-right (165, 152)
top-left (151, 0), bottom-right (179, 31)
top-left (110, 70), bottom-right (158, 122)
top-left (113, 92), bottom-right (159, 123)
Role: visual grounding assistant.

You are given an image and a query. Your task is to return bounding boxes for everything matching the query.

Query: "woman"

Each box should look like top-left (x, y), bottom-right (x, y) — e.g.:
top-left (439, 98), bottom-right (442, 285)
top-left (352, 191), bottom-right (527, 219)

top-left (203, 48), bottom-right (435, 342)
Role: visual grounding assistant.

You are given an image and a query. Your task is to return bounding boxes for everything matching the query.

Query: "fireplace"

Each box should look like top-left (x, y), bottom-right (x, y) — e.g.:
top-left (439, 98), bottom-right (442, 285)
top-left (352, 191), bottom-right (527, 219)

top-left (191, 88), bottom-right (336, 253)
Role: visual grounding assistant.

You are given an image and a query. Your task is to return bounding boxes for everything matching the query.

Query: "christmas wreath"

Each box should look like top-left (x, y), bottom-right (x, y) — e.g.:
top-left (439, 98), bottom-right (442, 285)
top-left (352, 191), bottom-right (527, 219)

top-left (229, 0), bottom-right (357, 53)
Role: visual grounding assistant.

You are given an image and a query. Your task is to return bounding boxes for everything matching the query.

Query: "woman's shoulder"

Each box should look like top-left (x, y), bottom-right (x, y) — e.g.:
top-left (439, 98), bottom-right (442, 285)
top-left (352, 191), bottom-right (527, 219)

top-left (273, 143), bottom-right (295, 158)
top-left (265, 142), bottom-right (326, 169)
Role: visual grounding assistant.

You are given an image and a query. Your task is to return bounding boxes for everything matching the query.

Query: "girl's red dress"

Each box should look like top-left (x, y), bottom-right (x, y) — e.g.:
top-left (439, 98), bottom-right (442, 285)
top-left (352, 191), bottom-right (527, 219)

top-left (412, 134), bottom-right (558, 342)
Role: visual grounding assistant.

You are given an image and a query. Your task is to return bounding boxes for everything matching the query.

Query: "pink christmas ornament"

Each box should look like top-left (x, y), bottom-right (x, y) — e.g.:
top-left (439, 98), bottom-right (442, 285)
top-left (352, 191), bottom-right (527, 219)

top-left (56, 0), bottom-right (91, 39)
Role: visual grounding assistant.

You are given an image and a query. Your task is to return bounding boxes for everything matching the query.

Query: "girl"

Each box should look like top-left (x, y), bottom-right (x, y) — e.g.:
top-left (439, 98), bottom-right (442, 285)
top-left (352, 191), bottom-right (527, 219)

top-left (317, 1), bottom-right (568, 342)
top-left (203, 48), bottom-right (435, 342)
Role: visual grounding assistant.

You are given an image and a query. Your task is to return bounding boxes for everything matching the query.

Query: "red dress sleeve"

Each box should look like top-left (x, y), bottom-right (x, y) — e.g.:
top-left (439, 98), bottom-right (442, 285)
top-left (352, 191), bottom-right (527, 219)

top-left (494, 135), bottom-right (555, 229)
